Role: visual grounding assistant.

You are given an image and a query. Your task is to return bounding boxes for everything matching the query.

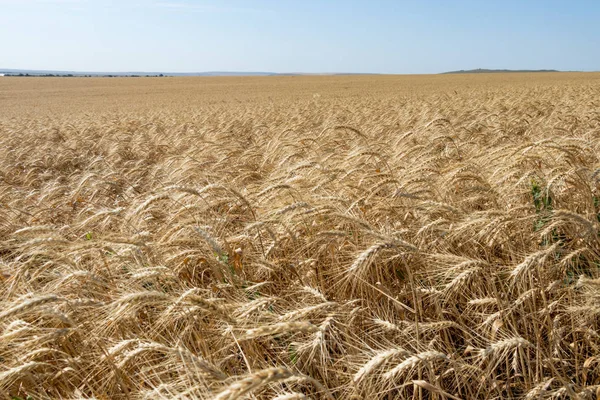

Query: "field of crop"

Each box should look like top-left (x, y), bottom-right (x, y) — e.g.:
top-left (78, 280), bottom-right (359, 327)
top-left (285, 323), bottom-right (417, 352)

top-left (1, 73), bottom-right (600, 399)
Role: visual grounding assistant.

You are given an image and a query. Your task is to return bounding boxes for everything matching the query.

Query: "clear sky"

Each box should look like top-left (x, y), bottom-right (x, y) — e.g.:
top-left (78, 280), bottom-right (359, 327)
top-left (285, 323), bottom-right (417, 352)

top-left (0, 0), bottom-right (598, 74)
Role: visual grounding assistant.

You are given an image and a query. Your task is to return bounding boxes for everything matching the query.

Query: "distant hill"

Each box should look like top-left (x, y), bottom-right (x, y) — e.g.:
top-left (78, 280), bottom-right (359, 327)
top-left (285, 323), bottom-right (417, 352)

top-left (441, 68), bottom-right (560, 74)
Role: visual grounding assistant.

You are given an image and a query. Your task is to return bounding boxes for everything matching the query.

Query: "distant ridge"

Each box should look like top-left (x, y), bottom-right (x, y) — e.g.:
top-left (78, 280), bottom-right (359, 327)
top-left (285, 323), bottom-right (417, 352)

top-left (441, 68), bottom-right (560, 74)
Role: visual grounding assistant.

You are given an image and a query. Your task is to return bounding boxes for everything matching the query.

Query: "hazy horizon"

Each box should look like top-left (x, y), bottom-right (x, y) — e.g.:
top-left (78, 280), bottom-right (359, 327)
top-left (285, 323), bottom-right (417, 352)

top-left (1, 0), bottom-right (599, 74)
top-left (0, 67), bottom-right (575, 76)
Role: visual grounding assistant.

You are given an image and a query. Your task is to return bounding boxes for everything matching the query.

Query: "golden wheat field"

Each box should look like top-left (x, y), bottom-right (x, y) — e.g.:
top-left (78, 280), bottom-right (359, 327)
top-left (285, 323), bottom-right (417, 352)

top-left (2, 73), bottom-right (600, 399)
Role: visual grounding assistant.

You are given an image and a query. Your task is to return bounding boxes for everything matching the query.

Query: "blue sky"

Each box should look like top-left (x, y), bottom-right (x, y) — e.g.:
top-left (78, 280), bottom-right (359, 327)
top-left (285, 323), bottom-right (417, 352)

top-left (0, 0), bottom-right (598, 73)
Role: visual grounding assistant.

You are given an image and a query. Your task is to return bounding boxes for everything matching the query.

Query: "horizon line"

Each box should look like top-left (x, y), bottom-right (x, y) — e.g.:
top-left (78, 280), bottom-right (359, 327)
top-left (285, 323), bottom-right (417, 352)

top-left (0, 67), bottom-right (590, 77)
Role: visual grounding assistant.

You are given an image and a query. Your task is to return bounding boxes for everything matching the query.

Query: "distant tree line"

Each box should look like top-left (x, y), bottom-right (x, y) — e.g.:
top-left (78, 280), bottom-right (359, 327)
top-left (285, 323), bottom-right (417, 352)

top-left (2, 73), bottom-right (167, 78)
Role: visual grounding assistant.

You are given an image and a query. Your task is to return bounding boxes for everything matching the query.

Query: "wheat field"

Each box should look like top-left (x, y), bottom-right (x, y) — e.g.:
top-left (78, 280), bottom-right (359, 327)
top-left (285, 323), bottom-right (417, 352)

top-left (1, 73), bottom-right (600, 399)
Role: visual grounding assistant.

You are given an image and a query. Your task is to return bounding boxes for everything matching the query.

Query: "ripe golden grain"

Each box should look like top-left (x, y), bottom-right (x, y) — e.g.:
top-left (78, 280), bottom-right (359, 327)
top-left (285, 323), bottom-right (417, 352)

top-left (1, 73), bottom-right (600, 399)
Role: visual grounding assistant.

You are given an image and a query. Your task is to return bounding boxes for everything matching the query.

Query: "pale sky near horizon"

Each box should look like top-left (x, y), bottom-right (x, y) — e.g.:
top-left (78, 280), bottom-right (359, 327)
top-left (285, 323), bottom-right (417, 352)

top-left (0, 0), bottom-right (598, 74)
